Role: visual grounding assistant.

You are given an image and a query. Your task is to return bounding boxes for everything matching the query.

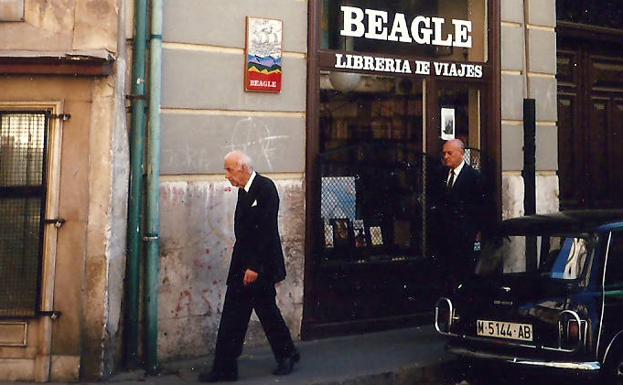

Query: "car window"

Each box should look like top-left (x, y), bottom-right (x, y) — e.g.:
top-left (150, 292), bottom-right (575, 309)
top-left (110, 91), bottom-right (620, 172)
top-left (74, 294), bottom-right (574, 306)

top-left (549, 237), bottom-right (589, 279)
top-left (477, 234), bottom-right (593, 280)
top-left (605, 231), bottom-right (623, 288)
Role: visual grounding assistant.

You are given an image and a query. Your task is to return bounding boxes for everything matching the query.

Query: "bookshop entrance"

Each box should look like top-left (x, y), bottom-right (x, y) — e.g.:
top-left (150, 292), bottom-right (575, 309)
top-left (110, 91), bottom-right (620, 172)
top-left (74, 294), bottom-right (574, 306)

top-left (309, 74), bottom-right (435, 335)
top-left (302, 0), bottom-right (500, 338)
top-left (303, 71), bottom-right (489, 337)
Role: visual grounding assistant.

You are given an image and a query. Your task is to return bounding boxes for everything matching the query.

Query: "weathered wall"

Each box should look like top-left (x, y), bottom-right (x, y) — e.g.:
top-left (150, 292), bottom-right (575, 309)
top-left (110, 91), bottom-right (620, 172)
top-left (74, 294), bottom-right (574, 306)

top-left (0, 0), bottom-right (128, 381)
top-left (0, 74), bottom-right (128, 381)
top-left (0, 78), bottom-right (92, 381)
top-left (0, 0), bottom-right (118, 52)
top-left (159, 0), bottom-right (308, 361)
top-left (81, 73), bottom-right (129, 380)
top-left (159, 178), bottom-right (304, 361)
top-left (500, 0), bottom-right (559, 216)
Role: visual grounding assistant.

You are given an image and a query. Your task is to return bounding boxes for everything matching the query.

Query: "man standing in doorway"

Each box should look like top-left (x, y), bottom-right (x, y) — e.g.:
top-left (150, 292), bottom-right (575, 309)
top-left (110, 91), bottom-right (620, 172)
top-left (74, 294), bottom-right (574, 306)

top-left (435, 139), bottom-right (486, 291)
top-left (199, 150), bottom-right (299, 382)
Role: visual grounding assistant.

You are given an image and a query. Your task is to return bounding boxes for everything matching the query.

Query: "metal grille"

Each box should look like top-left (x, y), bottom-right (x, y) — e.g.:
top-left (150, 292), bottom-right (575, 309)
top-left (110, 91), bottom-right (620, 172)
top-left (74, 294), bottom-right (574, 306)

top-left (464, 147), bottom-right (481, 171)
top-left (318, 144), bottom-right (430, 263)
top-left (0, 112), bottom-right (49, 317)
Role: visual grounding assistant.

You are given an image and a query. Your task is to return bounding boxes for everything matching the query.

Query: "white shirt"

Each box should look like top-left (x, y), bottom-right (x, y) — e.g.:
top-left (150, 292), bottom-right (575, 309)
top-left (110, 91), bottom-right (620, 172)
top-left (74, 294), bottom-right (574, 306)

top-left (447, 160), bottom-right (465, 188)
top-left (243, 171), bottom-right (257, 193)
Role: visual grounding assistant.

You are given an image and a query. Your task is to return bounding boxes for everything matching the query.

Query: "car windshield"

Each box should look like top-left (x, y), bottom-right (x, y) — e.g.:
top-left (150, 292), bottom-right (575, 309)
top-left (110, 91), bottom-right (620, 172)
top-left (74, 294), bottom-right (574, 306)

top-left (476, 234), bottom-right (595, 280)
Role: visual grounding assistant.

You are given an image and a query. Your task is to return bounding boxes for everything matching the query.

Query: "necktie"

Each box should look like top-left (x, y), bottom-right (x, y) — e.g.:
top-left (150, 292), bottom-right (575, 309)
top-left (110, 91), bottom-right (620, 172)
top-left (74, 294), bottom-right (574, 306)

top-left (446, 170), bottom-right (455, 191)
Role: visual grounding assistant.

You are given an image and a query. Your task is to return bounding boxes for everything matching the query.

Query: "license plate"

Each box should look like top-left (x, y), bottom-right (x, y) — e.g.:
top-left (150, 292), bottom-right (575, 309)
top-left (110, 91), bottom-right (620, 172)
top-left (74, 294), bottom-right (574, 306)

top-left (476, 320), bottom-right (533, 341)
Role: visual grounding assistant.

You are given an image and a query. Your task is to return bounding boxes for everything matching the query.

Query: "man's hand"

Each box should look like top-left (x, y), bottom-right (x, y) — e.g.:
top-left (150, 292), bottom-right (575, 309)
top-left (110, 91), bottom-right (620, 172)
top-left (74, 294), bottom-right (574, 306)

top-left (243, 269), bottom-right (258, 286)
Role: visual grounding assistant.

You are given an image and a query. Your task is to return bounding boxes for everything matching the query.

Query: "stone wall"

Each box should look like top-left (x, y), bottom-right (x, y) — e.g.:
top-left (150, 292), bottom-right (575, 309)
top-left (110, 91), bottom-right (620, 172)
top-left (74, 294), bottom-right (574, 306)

top-left (500, 0), bottom-right (559, 216)
top-left (0, 0), bottom-right (118, 52)
top-left (159, 178), bottom-right (304, 361)
top-left (0, 0), bottom-right (128, 381)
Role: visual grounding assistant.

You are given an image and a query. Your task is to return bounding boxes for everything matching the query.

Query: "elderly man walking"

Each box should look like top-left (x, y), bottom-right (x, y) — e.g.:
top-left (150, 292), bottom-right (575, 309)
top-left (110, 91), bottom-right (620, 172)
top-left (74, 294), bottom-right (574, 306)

top-left (199, 151), bottom-right (299, 382)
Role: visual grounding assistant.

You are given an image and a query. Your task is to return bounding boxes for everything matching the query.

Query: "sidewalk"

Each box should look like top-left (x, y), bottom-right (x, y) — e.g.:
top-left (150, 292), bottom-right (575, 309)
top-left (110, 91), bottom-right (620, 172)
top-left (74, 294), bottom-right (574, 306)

top-left (98, 325), bottom-right (453, 385)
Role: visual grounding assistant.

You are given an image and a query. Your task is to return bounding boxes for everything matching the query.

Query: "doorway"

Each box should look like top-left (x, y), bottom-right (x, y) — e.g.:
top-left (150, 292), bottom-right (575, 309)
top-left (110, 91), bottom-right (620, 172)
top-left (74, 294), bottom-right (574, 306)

top-left (557, 29), bottom-right (623, 209)
top-left (303, 73), bottom-right (490, 337)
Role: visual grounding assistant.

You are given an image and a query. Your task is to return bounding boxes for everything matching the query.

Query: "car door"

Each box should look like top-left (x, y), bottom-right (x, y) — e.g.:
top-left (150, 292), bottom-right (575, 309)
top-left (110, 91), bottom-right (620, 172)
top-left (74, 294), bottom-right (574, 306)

top-left (598, 230), bottom-right (623, 361)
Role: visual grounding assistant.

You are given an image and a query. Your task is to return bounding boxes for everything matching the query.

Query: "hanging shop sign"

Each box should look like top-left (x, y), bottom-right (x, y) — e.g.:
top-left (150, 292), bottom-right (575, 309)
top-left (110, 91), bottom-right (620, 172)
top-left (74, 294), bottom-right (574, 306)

top-left (334, 6), bottom-right (483, 79)
top-left (245, 17), bottom-right (283, 93)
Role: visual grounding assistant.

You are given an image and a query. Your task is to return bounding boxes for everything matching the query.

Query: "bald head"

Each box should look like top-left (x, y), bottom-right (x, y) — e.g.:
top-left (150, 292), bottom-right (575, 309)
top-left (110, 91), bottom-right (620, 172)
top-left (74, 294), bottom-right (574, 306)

top-left (442, 139), bottom-right (465, 169)
top-left (224, 150), bottom-right (254, 188)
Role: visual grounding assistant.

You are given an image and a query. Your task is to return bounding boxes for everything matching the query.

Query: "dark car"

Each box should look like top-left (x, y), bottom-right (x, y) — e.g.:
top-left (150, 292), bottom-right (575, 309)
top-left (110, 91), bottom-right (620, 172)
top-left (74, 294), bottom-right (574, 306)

top-left (434, 210), bottom-right (623, 383)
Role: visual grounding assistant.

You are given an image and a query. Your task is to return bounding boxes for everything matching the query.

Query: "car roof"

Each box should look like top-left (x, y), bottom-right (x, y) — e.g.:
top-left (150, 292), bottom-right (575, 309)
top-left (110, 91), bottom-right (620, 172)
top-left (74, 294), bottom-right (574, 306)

top-left (497, 210), bottom-right (623, 235)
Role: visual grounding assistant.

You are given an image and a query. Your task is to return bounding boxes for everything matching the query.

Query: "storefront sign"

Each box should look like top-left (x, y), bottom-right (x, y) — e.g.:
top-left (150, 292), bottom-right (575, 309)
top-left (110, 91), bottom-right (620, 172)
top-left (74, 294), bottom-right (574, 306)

top-left (340, 6), bottom-right (472, 48)
top-left (245, 17), bottom-right (282, 93)
top-left (334, 53), bottom-right (483, 78)
top-left (334, 6), bottom-right (482, 79)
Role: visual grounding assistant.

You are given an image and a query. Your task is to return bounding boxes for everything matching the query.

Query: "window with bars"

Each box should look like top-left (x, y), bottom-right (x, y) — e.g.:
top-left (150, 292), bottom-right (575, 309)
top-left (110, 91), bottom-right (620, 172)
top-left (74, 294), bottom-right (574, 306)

top-left (0, 111), bottom-right (49, 317)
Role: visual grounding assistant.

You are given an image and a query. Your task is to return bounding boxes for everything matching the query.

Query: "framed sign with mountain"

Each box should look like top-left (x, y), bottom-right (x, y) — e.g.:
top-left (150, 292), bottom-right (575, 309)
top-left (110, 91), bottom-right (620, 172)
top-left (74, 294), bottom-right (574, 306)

top-left (245, 17), bottom-right (283, 93)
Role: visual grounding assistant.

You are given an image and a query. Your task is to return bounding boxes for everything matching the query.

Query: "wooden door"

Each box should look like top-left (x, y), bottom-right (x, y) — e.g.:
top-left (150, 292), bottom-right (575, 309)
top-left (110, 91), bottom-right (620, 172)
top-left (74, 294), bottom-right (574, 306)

top-left (557, 35), bottom-right (623, 210)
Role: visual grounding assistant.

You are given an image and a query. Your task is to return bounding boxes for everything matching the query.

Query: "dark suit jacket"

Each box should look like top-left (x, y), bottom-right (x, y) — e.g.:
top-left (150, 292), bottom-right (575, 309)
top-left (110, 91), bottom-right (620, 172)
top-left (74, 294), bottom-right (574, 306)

top-left (227, 173), bottom-right (287, 285)
top-left (436, 163), bottom-right (486, 257)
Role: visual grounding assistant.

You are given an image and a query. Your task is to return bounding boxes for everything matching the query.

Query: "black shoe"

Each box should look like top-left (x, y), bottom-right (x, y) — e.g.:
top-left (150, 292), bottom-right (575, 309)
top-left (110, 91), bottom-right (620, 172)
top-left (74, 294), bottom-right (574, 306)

top-left (272, 351), bottom-right (300, 376)
top-left (198, 369), bottom-right (238, 382)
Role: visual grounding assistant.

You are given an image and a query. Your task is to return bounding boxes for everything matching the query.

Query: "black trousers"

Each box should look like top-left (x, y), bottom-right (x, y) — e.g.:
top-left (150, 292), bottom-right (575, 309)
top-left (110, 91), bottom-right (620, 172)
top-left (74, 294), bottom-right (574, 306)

top-left (212, 280), bottom-right (296, 372)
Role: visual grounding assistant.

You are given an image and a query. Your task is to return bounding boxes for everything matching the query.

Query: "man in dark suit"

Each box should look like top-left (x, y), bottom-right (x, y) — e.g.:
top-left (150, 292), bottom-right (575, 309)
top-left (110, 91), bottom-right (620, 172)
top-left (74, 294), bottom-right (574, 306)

top-left (435, 139), bottom-right (486, 290)
top-left (199, 151), bottom-right (299, 383)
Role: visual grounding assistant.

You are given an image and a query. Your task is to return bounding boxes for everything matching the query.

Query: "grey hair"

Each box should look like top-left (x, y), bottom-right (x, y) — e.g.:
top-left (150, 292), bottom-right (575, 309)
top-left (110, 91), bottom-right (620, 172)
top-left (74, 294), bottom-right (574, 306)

top-left (445, 138), bottom-right (465, 152)
top-left (224, 150), bottom-right (254, 171)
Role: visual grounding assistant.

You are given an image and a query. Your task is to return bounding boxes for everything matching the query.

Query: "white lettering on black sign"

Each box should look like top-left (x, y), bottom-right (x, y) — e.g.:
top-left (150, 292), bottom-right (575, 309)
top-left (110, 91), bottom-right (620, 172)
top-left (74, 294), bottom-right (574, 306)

top-left (334, 53), bottom-right (483, 79)
top-left (340, 6), bottom-right (472, 48)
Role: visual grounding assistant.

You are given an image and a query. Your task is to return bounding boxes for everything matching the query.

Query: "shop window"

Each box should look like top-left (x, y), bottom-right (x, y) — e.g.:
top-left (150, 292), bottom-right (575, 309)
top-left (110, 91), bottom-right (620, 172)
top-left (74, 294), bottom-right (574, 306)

top-left (438, 84), bottom-right (481, 151)
top-left (321, 0), bottom-right (487, 62)
top-left (557, 0), bottom-right (623, 30)
top-left (318, 71), bottom-right (429, 263)
top-left (0, 112), bottom-right (49, 317)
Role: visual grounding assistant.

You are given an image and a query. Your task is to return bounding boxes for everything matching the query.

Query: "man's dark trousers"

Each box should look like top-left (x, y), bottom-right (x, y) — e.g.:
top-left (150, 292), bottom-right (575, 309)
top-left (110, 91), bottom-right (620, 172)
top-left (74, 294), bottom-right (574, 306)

top-left (212, 280), bottom-right (296, 373)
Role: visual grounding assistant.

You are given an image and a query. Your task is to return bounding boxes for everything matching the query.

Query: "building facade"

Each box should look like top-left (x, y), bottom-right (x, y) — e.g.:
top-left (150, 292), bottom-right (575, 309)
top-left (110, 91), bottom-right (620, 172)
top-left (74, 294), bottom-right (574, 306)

top-left (2, 0), bottom-right (621, 382)
top-left (155, 0), bottom-right (552, 360)
top-left (0, 0), bottom-right (129, 381)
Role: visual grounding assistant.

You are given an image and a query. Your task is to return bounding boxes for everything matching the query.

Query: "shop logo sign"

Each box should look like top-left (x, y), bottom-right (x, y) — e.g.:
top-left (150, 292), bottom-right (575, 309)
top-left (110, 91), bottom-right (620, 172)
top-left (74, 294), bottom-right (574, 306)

top-left (340, 6), bottom-right (472, 48)
top-left (245, 17), bottom-right (283, 93)
top-left (334, 6), bottom-right (482, 79)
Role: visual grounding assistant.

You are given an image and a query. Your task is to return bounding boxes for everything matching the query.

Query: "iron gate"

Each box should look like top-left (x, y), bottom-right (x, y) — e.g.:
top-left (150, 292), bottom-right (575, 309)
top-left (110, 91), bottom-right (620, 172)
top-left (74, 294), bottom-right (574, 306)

top-left (0, 111), bottom-right (49, 317)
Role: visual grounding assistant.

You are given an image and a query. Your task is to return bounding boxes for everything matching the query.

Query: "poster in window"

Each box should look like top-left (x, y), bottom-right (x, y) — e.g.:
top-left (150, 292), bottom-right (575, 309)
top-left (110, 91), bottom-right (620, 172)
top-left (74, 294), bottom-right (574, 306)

top-left (323, 222), bottom-right (334, 248)
top-left (321, 176), bottom-right (356, 221)
top-left (353, 219), bottom-right (367, 248)
top-left (441, 107), bottom-right (455, 140)
top-left (369, 226), bottom-right (384, 246)
top-left (245, 17), bottom-right (283, 93)
top-left (331, 218), bottom-right (351, 248)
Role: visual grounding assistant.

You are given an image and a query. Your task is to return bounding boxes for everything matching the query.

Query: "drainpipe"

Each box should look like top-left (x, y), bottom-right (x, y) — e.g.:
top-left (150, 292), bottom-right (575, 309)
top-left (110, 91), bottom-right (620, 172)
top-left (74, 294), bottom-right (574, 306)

top-left (125, 0), bottom-right (149, 369)
top-left (144, 0), bottom-right (163, 374)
